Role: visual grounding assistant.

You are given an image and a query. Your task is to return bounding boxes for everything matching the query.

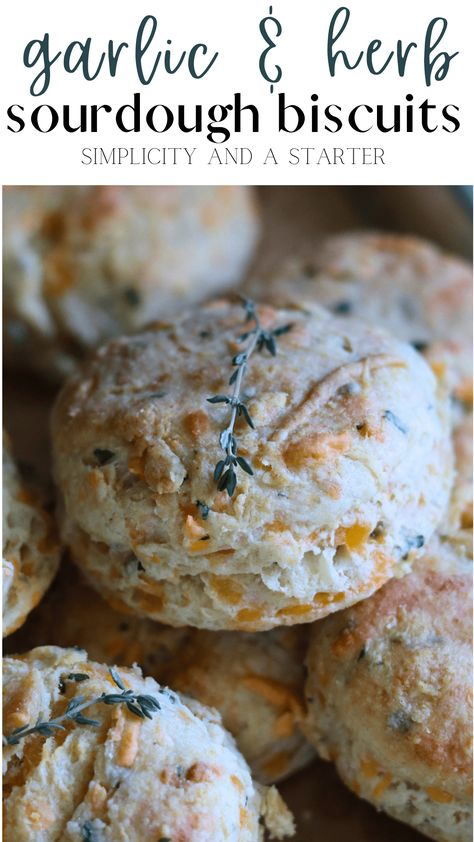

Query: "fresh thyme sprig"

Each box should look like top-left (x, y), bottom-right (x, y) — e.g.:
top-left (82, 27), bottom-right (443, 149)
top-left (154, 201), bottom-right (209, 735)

top-left (207, 298), bottom-right (292, 496)
top-left (3, 668), bottom-right (161, 747)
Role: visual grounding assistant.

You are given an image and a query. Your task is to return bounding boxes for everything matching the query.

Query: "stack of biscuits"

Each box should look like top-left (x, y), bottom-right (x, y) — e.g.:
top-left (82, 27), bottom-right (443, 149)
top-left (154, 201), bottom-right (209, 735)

top-left (2, 187), bottom-right (472, 842)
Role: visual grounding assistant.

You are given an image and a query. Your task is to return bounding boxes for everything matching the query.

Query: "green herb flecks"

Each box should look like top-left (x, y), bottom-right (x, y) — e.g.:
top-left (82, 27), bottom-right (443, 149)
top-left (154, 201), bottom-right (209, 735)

top-left (123, 287), bottom-right (141, 307)
top-left (93, 448), bottom-right (115, 466)
top-left (388, 709), bottom-right (414, 734)
top-left (82, 821), bottom-right (96, 841)
top-left (383, 410), bottom-right (408, 434)
top-left (207, 298), bottom-right (292, 497)
top-left (196, 500), bottom-right (210, 520)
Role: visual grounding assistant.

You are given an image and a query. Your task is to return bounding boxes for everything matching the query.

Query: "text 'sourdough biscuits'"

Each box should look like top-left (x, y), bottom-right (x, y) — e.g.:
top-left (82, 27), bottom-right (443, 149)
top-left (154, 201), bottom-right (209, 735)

top-left (2, 432), bottom-right (60, 637)
top-left (8, 567), bottom-right (315, 784)
top-left (248, 233), bottom-right (472, 406)
top-left (3, 186), bottom-right (259, 378)
top-left (303, 552), bottom-right (473, 842)
top-left (52, 300), bottom-right (453, 630)
top-left (3, 647), bottom-right (294, 841)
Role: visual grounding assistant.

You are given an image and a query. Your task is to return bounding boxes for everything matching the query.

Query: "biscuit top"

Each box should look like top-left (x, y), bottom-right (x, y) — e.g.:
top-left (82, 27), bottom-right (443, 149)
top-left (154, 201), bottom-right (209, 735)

top-left (52, 299), bottom-right (452, 601)
top-left (4, 186), bottom-right (258, 347)
top-left (305, 564), bottom-right (473, 801)
top-left (251, 233), bottom-right (472, 407)
top-left (3, 646), bottom-right (294, 841)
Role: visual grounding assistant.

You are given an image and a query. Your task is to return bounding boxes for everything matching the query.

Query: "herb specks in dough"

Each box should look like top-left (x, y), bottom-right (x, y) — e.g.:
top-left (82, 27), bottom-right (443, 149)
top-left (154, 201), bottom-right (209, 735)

top-left (370, 522), bottom-right (386, 540)
top-left (123, 287), bottom-right (141, 307)
top-left (82, 821), bottom-right (96, 841)
top-left (332, 300), bottom-right (353, 315)
top-left (196, 500), bottom-right (210, 519)
top-left (338, 381), bottom-right (360, 397)
top-left (383, 410), bottom-right (408, 434)
top-left (388, 709), bottom-right (414, 734)
top-left (411, 340), bottom-right (429, 353)
top-left (93, 448), bottom-right (115, 466)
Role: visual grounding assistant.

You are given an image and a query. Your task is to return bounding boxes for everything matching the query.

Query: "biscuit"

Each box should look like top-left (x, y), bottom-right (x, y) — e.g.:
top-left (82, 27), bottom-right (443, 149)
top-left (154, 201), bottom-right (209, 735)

top-left (303, 550), bottom-right (472, 842)
top-left (3, 186), bottom-right (259, 378)
top-left (8, 565), bottom-right (314, 784)
top-left (248, 232), bottom-right (472, 407)
top-left (421, 531), bottom-right (472, 576)
top-left (162, 626), bottom-right (314, 785)
top-left (5, 563), bottom-right (186, 672)
top-left (447, 411), bottom-right (473, 535)
top-left (51, 299), bottom-right (453, 630)
top-left (3, 646), bottom-right (295, 841)
top-left (2, 431), bottom-right (60, 636)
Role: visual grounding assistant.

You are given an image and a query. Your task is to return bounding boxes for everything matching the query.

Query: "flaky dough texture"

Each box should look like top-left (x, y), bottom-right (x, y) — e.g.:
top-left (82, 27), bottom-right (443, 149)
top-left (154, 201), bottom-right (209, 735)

top-left (2, 432), bottom-right (60, 636)
top-left (3, 186), bottom-right (259, 378)
top-left (3, 646), bottom-right (294, 841)
top-left (303, 548), bottom-right (472, 842)
top-left (52, 300), bottom-right (453, 630)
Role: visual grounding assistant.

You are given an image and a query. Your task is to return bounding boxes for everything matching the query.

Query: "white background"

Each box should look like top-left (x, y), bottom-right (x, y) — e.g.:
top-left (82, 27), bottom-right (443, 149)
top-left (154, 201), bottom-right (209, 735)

top-left (0, 0), bottom-right (472, 185)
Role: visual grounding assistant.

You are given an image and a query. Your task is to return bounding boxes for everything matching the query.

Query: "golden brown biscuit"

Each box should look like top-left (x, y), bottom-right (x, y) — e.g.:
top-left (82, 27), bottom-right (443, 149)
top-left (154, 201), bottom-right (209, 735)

top-left (52, 299), bottom-right (453, 630)
top-left (2, 431), bottom-right (60, 636)
top-left (248, 232), bottom-right (472, 407)
top-left (3, 646), bottom-right (294, 841)
top-left (3, 186), bottom-right (259, 378)
top-left (163, 626), bottom-right (314, 785)
top-left (303, 546), bottom-right (472, 842)
top-left (8, 566), bottom-right (314, 784)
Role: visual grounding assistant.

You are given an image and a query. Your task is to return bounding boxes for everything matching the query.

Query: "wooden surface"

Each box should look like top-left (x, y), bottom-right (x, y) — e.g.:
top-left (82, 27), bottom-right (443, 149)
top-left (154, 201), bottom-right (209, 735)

top-left (4, 186), bottom-right (471, 842)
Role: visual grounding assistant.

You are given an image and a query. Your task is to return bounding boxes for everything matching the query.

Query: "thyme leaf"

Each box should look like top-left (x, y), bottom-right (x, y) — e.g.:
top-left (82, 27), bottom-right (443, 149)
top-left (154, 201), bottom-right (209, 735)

top-left (236, 456), bottom-right (253, 476)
